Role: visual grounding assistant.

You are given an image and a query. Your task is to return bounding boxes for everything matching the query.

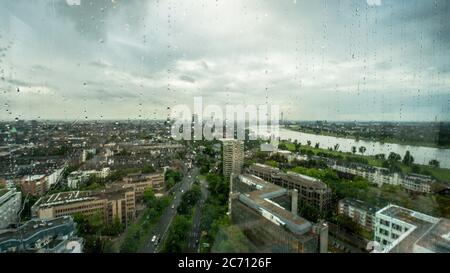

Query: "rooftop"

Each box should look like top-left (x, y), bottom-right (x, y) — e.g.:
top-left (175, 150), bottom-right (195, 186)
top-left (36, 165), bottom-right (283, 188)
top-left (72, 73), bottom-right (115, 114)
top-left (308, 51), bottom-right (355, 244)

top-left (376, 205), bottom-right (447, 253)
top-left (22, 174), bottom-right (46, 182)
top-left (33, 191), bottom-right (95, 208)
top-left (237, 174), bottom-right (312, 235)
top-left (251, 163), bottom-right (280, 172)
top-left (283, 172), bottom-right (329, 189)
top-left (378, 205), bottom-right (439, 227)
top-left (340, 197), bottom-right (378, 214)
top-left (0, 216), bottom-right (75, 243)
top-left (415, 219), bottom-right (450, 253)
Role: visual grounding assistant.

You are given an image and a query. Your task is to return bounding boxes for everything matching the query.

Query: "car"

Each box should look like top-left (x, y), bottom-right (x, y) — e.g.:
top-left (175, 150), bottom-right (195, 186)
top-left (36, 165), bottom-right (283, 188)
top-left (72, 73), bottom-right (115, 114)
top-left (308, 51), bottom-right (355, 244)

top-left (172, 204), bottom-right (175, 209)
top-left (181, 189), bottom-right (184, 193)
top-left (151, 235), bottom-right (156, 243)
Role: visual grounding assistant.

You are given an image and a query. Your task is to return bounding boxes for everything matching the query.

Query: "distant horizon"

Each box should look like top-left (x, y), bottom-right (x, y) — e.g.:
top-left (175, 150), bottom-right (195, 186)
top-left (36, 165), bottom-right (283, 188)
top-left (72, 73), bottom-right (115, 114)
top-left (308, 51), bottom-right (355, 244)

top-left (0, 118), bottom-right (449, 123)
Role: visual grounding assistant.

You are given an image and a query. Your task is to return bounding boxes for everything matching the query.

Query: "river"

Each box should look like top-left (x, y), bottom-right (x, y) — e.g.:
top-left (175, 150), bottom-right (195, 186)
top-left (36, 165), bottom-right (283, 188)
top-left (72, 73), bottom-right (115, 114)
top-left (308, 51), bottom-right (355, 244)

top-left (275, 128), bottom-right (450, 169)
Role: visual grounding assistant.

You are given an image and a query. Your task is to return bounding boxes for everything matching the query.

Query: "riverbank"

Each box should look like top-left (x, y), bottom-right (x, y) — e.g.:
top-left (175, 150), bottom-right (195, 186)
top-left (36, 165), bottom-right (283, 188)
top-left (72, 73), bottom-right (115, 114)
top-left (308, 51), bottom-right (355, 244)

top-left (280, 141), bottom-right (450, 183)
top-left (284, 126), bottom-right (450, 149)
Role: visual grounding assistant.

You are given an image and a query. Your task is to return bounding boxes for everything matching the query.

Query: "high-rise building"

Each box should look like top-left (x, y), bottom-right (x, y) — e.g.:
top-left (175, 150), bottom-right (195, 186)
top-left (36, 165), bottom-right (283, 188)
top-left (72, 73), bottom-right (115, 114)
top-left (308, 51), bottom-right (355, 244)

top-left (222, 139), bottom-right (244, 179)
top-left (0, 188), bottom-right (22, 229)
top-left (373, 204), bottom-right (450, 253)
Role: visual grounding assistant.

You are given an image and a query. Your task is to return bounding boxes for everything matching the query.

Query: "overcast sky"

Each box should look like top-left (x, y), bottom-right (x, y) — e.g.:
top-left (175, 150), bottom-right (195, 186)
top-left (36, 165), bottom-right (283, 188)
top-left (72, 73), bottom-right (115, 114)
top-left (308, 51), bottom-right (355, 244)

top-left (0, 0), bottom-right (449, 121)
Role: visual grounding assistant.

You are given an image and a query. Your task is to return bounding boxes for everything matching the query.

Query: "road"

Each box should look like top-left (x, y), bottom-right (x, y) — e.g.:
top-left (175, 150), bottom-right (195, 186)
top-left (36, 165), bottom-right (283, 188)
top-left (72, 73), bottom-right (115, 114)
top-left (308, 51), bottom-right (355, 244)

top-left (185, 176), bottom-right (209, 253)
top-left (140, 167), bottom-right (198, 253)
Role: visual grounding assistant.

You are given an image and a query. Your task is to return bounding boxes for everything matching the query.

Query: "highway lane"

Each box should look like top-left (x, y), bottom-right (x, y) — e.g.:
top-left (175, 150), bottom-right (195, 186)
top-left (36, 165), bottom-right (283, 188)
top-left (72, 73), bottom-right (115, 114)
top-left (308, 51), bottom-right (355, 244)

top-left (140, 167), bottom-right (198, 253)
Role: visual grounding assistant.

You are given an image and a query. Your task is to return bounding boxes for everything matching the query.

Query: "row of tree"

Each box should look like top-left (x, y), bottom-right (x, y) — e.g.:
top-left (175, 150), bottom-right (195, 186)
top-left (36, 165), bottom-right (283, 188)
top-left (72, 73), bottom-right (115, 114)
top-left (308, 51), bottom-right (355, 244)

top-left (161, 184), bottom-right (202, 252)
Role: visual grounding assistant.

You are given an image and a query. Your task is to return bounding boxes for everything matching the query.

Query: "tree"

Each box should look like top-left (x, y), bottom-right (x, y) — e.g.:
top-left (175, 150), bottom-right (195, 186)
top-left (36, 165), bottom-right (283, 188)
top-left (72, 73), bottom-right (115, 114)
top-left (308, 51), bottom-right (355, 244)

top-left (359, 146), bottom-right (366, 155)
top-left (177, 185), bottom-right (201, 215)
top-left (375, 154), bottom-right (386, 160)
top-left (314, 143), bottom-right (320, 149)
top-left (278, 143), bottom-right (288, 150)
top-left (429, 159), bottom-right (440, 168)
top-left (161, 215), bottom-right (191, 253)
top-left (142, 165), bottom-right (155, 173)
top-left (336, 215), bottom-right (361, 235)
top-left (165, 169), bottom-right (183, 189)
top-left (307, 140), bottom-right (311, 146)
top-left (382, 160), bottom-right (402, 173)
top-left (143, 188), bottom-right (157, 207)
top-left (333, 144), bottom-right (340, 151)
top-left (388, 152), bottom-right (401, 162)
top-left (351, 146), bottom-right (357, 154)
top-left (103, 216), bottom-right (124, 236)
top-left (402, 151), bottom-right (414, 166)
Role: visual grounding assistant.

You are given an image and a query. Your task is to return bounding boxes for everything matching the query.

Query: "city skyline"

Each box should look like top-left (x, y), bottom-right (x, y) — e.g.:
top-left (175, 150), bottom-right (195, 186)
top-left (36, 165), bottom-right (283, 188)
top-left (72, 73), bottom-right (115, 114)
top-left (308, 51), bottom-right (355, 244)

top-left (0, 0), bottom-right (449, 121)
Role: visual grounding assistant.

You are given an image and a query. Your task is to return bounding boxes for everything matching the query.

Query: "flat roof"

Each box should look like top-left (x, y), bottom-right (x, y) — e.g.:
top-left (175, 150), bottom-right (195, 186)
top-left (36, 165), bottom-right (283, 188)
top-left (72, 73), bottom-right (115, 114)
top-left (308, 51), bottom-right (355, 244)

top-left (237, 174), bottom-right (312, 234)
top-left (378, 205), bottom-right (439, 226)
top-left (249, 163), bottom-right (329, 190)
top-left (340, 198), bottom-right (378, 214)
top-left (33, 191), bottom-right (95, 208)
top-left (283, 172), bottom-right (329, 189)
top-left (376, 205), bottom-right (446, 253)
top-left (251, 163), bottom-right (280, 171)
top-left (22, 174), bottom-right (46, 182)
top-left (0, 216), bottom-right (74, 243)
top-left (415, 219), bottom-right (450, 253)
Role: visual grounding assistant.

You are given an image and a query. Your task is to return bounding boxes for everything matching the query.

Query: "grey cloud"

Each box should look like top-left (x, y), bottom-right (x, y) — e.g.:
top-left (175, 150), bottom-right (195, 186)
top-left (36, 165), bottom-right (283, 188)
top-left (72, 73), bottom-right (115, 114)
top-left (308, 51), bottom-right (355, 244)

top-left (5, 78), bottom-right (29, 86)
top-left (179, 75), bottom-right (196, 83)
top-left (0, 0), bottom-right (449, 121)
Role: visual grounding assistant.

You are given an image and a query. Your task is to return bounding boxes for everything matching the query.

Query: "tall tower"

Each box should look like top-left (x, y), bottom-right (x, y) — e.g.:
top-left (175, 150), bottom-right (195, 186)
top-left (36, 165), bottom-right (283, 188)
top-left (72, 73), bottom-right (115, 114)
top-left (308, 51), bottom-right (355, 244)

top-left (222, 139), bottom-right (244, 179)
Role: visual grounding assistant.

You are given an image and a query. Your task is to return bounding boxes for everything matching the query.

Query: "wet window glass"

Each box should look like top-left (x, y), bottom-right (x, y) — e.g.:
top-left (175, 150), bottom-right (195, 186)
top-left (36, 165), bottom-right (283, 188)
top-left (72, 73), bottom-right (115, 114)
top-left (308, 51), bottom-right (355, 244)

top-left (0, 0), bottom-right (449, 255)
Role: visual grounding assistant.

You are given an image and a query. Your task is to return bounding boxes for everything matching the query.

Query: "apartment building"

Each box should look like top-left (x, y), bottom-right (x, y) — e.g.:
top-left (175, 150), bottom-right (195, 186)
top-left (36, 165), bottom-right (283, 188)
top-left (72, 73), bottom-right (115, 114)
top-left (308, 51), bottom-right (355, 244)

top-left (222, 139), bottom-right (244, 179)
top-left (247, 163), bottom-right (332, 212)
top-left (338, 198), bottom-right (377, 231)
top-left (46, 165), bottom-right (67, 190)
top-left (330, 162), bottom-right (433, 193)
top-left (31, 185), bottom-right (135, 226)
top-left (19, 174), bottom-right (48, 197)
top-left (373, 204), bottom-right (450, 253)
top-left (67, 168), bottom-right (111, 189)
top-left (0, 188), bottom-right (22, 229)
top-left (123, 171), bottom-right (165, 199)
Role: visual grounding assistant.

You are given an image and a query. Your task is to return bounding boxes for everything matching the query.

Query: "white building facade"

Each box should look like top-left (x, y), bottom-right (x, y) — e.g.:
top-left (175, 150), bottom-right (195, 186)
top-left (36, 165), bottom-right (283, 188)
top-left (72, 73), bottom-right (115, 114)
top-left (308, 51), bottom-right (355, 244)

top-left (373, 205), bottom-right (444, 253)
